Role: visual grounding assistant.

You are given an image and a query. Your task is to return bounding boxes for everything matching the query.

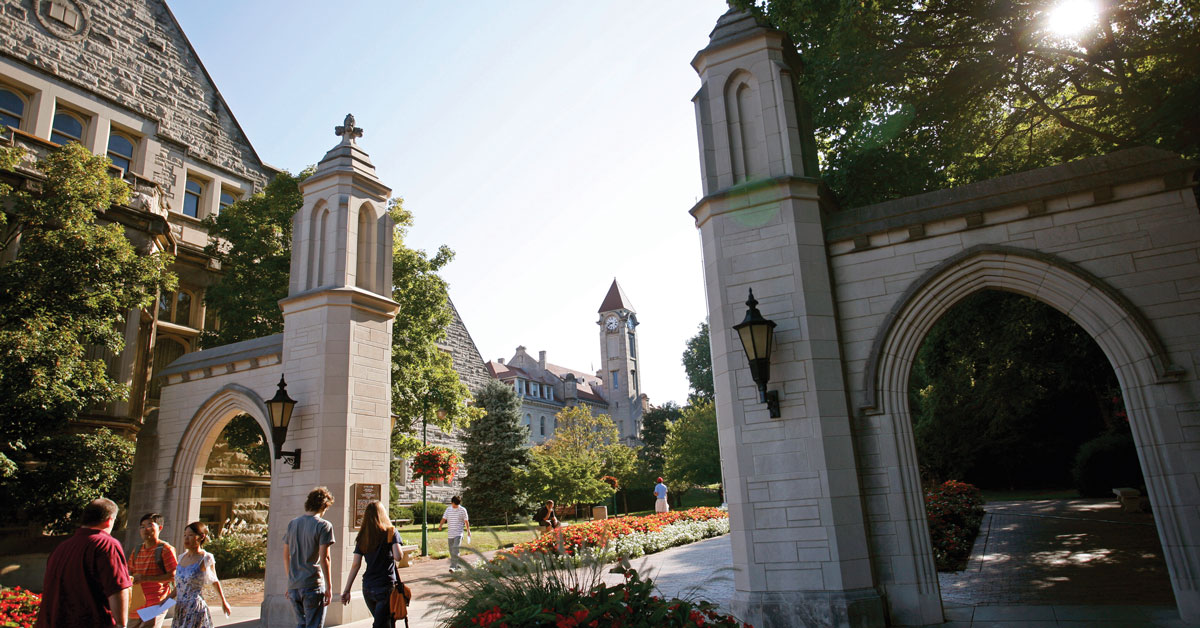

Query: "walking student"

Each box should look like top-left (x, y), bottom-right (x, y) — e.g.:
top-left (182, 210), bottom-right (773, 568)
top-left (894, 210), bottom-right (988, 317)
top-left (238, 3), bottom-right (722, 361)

top-left (284, 487), bottom-right (336, 628)
top-left (437, 496), bottom-right (470, 572)
top-left (36, 498), bottom-right (132, 627)
top-left (170, 521), bottom-right (232, 627)
top-left (654, 477), bottom-right (669, 513)
top-left (340, 501), bottom-right (404, 627)
top-left (127, 513), bottom-right (177, 628)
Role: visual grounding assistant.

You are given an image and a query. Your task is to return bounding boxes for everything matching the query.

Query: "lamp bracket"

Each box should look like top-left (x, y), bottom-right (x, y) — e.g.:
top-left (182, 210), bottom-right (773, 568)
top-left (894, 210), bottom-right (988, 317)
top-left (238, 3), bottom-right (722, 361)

top-left (765, 390), bottom-right (781, 419)
top-left (277, 448), bottom-right (302, 470)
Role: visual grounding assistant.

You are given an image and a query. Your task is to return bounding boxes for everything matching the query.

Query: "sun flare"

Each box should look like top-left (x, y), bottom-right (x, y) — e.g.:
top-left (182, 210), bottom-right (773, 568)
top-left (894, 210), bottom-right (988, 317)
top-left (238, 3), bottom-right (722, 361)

top-left (1045, 0), bottom-right (1100, 37)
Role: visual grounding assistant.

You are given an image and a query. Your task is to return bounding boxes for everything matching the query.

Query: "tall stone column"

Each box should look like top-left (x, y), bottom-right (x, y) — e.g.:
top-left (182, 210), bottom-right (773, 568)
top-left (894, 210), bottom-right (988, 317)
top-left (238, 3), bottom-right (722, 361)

top-left (690, 10), bottom-right (885, 627)
top-left (261, 116), bottom-right (398, 627)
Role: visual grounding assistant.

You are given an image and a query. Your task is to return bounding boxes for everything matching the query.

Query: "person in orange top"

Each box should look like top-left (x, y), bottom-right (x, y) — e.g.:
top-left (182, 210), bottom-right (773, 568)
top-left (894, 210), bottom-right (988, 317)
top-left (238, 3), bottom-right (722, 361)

top-left (127, 513), bottom-right (178, 628)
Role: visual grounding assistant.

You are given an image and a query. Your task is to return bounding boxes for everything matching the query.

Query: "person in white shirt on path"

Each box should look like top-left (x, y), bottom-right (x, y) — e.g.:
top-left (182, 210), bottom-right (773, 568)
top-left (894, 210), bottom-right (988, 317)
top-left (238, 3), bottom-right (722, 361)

top-left (437, 496), bottom-right (470, 572)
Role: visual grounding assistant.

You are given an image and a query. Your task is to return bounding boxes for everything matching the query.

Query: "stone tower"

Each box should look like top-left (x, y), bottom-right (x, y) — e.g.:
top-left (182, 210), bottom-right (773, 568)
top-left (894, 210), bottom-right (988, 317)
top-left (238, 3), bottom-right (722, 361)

top-left (261, 115), bottom-right (399, 626)
top-left (597, 279), bottom-right (644, 443)
top-left (690, 9), bottom-right (887, 628)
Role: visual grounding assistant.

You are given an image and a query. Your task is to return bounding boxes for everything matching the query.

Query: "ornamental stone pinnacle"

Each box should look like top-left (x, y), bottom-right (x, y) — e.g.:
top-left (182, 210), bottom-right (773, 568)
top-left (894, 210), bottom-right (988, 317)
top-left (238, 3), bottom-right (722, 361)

top-left (335, 113), bottom-right (363, 142)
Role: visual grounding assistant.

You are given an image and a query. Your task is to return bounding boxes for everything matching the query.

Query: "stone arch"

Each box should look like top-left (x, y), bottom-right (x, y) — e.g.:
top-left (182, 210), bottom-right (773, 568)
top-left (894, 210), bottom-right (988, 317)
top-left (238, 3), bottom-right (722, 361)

top-left (724, 70), bottom-right (766, 182)
top-left (164, 384), bottom-right (271, 541)
top-left (859, 243), bottom-right (1194, 621)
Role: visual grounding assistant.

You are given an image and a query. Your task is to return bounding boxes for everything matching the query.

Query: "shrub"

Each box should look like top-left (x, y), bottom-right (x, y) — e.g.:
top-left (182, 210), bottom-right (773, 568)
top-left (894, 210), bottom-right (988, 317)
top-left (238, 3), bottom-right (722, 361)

top-left (413, 501), bottom-right (448, 524)
top-left (0, 587), bottom-right (40, 628)
top-left (435, 553), bottom-right (749, 627)
top-left (208, 522), bottom-right (267, 577)
top-left (1073, 430), bottom-right (1143, 497)
top-left (502, 507), bottom-right (729, 560)
top-left (925, 480), bottom-right (984, 572)
top-left (390, 503), bottom-right (414, 522)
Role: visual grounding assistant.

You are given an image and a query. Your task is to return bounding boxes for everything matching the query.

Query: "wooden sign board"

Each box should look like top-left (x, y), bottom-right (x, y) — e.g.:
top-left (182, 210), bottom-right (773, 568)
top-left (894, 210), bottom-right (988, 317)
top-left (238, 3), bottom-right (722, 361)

top-left (353, 483), bottom-right (382, 529)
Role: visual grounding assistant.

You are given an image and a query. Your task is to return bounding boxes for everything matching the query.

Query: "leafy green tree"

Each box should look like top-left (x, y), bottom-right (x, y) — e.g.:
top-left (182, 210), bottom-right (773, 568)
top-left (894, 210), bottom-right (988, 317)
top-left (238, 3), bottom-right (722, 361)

top-left (0, 143), bottom-right (173, 527)
top-left (663, 401), bottom-right (722, 494)
top-left (911, 290), bottom-right (1119, 488)
top-left (520, 449), bottom-right (614, 513)
top-left (462, 380), bottom-right (531, 524)
top-left (201, 169), bottom-right (307, 347)
top-left (221, 415), bottom-right (270, 475)
top-left (682, 323), bottom-right (714, 402)
top-left (736, 0), bottom-right (1200, 207)
top-left (637, 402), bottom-right (683, 479)
top-left (14, 429), bottom-right (136, 533)
top-left (545, 405), bottom-right (618, 455)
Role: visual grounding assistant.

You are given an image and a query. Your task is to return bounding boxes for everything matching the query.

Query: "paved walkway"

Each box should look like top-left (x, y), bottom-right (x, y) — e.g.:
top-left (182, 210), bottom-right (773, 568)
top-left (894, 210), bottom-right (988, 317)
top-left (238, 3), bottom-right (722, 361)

top-left (197, 499), bottom-right (1190, 626)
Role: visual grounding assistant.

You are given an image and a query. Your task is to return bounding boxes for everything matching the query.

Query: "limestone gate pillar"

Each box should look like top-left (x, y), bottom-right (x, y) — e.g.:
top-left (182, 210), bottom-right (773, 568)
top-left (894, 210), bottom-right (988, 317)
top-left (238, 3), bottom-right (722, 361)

top-left (261, 116), bottom-right (398, 627)
top-left (690, 10), bottom-right (887, 627)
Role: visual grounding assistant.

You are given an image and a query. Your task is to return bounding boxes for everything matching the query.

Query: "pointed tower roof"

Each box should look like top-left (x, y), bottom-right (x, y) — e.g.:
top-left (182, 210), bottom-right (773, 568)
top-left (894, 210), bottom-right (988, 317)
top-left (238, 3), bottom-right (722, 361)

top-left (598, 279), bottom-right (635, 313)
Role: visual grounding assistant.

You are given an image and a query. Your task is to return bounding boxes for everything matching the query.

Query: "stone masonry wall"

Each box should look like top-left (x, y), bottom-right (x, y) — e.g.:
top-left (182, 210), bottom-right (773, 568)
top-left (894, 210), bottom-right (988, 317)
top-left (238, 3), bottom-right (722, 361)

top-left (0, 0), bottom-right (270, 188)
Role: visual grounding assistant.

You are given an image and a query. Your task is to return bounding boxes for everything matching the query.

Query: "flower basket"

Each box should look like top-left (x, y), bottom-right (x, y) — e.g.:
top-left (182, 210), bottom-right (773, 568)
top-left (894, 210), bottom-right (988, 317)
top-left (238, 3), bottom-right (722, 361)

top-left (601, 475), bottom-right (619, 490)
top-left (410, 446), bottom-right (461, 486)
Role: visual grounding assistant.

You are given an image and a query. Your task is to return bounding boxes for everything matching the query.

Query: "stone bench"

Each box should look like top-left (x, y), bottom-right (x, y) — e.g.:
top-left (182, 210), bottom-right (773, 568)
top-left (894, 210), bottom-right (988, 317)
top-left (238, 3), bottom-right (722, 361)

top-left (397, 545), bottom-right (420, 568)
top-left (1113, 487), bottom-right (1149, 513)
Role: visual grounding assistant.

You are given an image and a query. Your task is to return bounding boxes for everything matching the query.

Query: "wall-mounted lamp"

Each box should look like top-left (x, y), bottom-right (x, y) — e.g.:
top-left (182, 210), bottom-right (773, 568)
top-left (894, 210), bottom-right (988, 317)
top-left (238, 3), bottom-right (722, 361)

top-left (268, 375), bottom-right (301, 469)
top-left (733, 288), bottom-right (780, 418)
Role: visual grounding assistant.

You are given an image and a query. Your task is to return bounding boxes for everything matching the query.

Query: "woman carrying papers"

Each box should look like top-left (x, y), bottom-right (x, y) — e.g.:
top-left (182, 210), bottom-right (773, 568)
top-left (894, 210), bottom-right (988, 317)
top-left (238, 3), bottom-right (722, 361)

top-left (169, 521), bottom-right (232, 627)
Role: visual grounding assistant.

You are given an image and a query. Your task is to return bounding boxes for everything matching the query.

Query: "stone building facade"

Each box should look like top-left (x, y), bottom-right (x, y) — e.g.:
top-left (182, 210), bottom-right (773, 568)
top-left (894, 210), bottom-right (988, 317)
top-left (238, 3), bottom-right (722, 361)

top-left (485, 279), bottom-right (650, 446)
top-left (0, 0), bottom-right (274, 438)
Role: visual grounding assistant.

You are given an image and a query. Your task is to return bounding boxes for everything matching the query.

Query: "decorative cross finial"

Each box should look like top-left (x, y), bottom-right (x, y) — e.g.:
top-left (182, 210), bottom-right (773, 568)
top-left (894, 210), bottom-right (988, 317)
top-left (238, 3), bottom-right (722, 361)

top-left (334, 113), bottom-right (363, 142)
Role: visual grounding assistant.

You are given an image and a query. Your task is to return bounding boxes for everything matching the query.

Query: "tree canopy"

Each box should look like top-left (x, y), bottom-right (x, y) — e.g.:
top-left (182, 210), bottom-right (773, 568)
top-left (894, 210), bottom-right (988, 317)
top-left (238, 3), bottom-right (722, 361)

top-left (637, 402), bottom-right (683, 480)
top-left (0, 143), bottom-right (174, 528)
top-left (682, 322), bottom-right (714, 402)
top-left (737, 0), bottom-right (1200, 207)
top-left (663, 401), bottom-right (723, 491)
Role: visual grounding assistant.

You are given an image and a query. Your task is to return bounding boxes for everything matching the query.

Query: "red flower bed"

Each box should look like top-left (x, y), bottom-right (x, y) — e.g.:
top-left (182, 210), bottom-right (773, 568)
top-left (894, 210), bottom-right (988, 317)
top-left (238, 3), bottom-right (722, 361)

top-left (925, 480), bottom-right (984, 571)
top-left (0, 587), bottom-right (41, 628)
top-left (504, 507), bottom-right (728, 557)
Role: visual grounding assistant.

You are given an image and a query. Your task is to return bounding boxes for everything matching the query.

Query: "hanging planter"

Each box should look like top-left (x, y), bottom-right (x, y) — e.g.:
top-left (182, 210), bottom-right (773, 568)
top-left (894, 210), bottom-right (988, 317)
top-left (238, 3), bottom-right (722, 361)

top-left (410, 446), bottom-right (461, 486)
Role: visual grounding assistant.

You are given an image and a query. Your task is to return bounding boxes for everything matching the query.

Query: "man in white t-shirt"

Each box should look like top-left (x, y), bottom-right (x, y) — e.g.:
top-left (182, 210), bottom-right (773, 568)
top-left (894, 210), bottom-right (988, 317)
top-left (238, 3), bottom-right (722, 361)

top-left (437, 495), bottom-right (470, 572)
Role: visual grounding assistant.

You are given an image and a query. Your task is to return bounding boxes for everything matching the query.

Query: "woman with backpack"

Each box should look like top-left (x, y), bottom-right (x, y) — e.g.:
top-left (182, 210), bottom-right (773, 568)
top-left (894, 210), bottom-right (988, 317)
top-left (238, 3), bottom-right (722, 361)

top-left (341, 501), bottom-right (406, 627)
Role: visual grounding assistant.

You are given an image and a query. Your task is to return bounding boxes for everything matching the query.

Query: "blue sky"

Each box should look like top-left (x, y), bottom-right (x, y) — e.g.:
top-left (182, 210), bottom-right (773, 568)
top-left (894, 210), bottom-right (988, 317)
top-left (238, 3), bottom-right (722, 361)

top-left (170, 1), bottom-right (730, 405)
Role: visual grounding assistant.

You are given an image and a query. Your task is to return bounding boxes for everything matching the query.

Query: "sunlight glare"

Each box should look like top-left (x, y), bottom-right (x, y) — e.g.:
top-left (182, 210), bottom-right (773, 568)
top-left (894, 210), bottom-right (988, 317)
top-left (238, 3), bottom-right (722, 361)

top-left (1045, 0), bottom-right (1099, 38)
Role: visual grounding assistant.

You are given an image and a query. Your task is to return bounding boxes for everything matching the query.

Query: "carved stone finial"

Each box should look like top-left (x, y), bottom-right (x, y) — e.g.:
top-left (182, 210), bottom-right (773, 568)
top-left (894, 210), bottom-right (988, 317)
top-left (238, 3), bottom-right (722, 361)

top-left (334, 114), bottom-right (363, 142)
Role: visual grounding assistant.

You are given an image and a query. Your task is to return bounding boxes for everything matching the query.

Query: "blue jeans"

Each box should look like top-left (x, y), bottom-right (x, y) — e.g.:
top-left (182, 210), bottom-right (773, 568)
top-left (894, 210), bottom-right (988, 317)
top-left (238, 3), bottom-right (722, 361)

top-left (363, 584), bottom-right (396, 628)
top-left (288, 586), bottom-right (327, 628)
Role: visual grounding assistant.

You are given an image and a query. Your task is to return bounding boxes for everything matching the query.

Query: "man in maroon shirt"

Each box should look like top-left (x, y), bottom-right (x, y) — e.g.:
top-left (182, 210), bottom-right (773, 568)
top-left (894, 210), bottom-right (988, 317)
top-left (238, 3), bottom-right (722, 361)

top-left (36, 498), bottom-right (133, 628)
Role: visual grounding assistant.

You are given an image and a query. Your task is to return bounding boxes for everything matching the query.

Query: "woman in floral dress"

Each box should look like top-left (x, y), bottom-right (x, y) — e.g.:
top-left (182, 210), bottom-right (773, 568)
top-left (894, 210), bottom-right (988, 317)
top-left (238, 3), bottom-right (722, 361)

top-left (171, 521), bottom-right (231, 628)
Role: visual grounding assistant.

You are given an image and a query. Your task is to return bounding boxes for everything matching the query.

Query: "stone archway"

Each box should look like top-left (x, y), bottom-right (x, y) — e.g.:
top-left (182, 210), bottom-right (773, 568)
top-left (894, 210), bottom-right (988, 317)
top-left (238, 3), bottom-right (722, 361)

top-left (164, 384), bottom-right (272, 544)
top-left (858, 245), bottom-right (1192, 622)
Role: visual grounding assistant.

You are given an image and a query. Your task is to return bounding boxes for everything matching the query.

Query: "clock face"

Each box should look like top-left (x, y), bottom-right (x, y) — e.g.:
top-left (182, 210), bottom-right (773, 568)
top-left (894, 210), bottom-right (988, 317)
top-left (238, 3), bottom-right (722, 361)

top-left (605, 315), bottom-right (619, 331)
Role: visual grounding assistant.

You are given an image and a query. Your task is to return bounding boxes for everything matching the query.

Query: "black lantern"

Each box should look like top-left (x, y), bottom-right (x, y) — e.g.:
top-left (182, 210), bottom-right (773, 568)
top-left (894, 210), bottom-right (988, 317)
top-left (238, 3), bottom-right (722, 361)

top-left (733, 288), bottom-right (780, 418)
top-left (268, 375), bottom-right (301, 469)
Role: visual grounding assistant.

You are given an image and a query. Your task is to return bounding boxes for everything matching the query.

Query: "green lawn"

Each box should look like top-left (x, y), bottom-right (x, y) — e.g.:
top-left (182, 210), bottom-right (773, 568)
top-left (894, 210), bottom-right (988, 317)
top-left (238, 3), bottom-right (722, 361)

top-left (393, 522), bottom-right (543, 559)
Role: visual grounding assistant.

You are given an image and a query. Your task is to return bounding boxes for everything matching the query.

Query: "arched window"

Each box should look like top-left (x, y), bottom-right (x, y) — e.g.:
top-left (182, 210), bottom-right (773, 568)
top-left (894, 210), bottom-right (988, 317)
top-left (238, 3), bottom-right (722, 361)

top-left (107, 131), bottom-right (135, 173)
top-left (539, 416), bottom-right (546, 436)
top-left (0, 87), bottom-right (25, 130)
top-left (219, 189), bottom-right (236, 213)
top-left (183, 178), bottom-right (204, 218)
top-left (51, 109), bottom-right (86, 145)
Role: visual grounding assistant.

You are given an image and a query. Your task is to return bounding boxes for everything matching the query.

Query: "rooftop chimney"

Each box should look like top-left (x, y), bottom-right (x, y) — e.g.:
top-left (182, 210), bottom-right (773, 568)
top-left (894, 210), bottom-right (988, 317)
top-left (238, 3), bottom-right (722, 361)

top-left (498, 358), bottom-right (505, 365)
top-left (538, 351), bottom-right (547, 369)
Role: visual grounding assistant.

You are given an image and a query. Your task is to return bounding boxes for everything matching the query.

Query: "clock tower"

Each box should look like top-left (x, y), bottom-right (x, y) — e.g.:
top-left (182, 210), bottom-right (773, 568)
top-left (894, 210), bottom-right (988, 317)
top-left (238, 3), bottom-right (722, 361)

top-left (597, 278), bottom-right (645, 444)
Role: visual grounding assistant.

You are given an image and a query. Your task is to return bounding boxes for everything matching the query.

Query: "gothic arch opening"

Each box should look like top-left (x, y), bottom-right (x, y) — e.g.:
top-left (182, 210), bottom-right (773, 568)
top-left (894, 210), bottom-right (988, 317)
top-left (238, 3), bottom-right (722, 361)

top-left (724, 71), bottom-right (767, 182)
top-left (859, 245), bottom-right (1190, 620)
top-left (166, 385), bottom-right (273, 546)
